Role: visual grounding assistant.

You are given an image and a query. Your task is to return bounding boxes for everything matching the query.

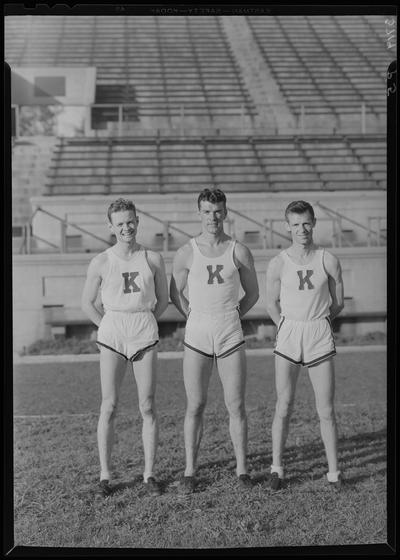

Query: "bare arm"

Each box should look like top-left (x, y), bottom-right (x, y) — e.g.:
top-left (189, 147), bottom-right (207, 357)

top-left (266, 255), bottom-right (283, 326)
top-left (234, 242), bottom-right (259, 317)
top-left (147, 250), bottom-right (169, 320)
top-left (324, 251), bottom-right (344, 320)
top-left (169, 244), bottom-right (191, 318)
top-left (81, 254), bottom-right (106, 327)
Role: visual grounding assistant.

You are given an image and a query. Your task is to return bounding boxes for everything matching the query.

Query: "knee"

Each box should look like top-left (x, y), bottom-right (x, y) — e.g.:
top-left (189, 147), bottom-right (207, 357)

top-left (275, 396), bottom-right (295, 419)
top-left (100, 398), bottom-right (118, 421)
top-left (316, 403), bottom-right (335, 423)
top-left (139, 396), bottom-right (156, 420)
top-left (225, 398), bottom-right (246, 420)
top-left (186, 399), bottom-right (207, 418)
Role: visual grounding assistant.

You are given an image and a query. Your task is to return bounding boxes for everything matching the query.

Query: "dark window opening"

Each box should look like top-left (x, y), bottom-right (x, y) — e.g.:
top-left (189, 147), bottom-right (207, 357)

top-left (34, 76), bottom-right (66, 97)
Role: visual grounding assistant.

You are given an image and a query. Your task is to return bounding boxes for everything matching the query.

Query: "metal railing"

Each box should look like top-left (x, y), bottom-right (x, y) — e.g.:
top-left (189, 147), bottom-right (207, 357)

top-left (17, 207), bottom-right (112, 254)
top-left (135, 209), bottom-right (192, 251)
top-left (12, 101), bottom-right (385, 139)
top-left (15, 202), bottom-right (386, 254)
top-left (227, 207), bottom-right (291, 249)
top-left (315, 201), bottom-right (387, 247)
top-left (17, 206), bottom-right (196, 254)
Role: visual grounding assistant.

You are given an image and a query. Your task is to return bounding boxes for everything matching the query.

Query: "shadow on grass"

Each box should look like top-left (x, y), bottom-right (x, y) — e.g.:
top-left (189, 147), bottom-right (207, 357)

top-left (111, 476), bottom-right (178, 496)
top-left (107, 428), bottom-right (386, 496)
top-left (166, 428), bottom-right (386, 487)
top-left (111, 475), bottom-right (143, 493)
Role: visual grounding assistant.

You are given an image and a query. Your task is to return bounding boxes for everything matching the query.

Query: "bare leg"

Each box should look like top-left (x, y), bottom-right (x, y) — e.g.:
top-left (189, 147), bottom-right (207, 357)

top-left (308, 358), bottom-right (338, 474)
top-left (271, 356), bottom-right (301, 469)
top-left (98, 347), bottom-right (127, 480)
top-left (133, 348), bottom-right (158, 482)
top-left (182, 347), bottom-right (214, 477)
top-left (217, 347), bottom-right (248, 476)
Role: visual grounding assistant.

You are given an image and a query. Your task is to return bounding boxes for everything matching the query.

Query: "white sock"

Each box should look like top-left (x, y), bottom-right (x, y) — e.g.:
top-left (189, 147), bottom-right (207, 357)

top-left (327, 470), bottom-right (341, 483)
top-left (100, 472), bottom-right (111, 482)
top-left (271, 465), bottom-right (284, 479)
top-left (143, 472), bottom-right (154, 483)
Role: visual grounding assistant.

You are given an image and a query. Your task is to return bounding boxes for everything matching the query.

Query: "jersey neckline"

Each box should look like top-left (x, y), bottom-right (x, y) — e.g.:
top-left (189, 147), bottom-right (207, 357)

top-left (108, 245), bottom-right (143, 262)
top-left (283, 247), bottom-right (322, 267)
top-left (192, 237), bottom-right (234, 259)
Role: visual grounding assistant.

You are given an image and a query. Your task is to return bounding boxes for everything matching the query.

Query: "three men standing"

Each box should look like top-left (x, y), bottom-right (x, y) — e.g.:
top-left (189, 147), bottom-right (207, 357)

top-left (82, 192), bottom-right (343, 496)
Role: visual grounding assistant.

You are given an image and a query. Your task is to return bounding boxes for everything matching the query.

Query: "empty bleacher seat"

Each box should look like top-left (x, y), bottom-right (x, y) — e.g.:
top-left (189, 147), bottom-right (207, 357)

top-left (44, 135), bottom-right (386, 195)
top-left (246, 14), bottom-right (391, 124)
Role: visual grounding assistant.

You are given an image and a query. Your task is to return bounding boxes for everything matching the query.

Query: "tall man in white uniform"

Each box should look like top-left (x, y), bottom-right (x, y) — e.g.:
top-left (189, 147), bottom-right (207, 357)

top-left (170, 188), bottom-right (259, 493)
top-left (82, 198), bottom-right (169, 497)
top-left (266, 200), bottom-right (344, 490)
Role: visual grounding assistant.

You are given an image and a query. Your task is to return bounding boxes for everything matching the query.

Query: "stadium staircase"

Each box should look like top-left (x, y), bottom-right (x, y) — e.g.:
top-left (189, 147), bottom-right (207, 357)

top-left (246, 15), bottom-right (391, 131)
top-left (221, 16), bottom-right (295, 131)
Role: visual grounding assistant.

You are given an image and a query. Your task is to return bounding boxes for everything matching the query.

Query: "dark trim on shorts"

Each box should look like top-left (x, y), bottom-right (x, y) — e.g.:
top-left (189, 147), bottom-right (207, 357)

top-left (274, 348), bottom-right (336, 367)
top-left (96, 341), bottom-right (128, 360)
top-left (129, 340), bottom-right (159, 362)
top-left (273, 349), bottom-right (302, 365)
top-left (216, 340), bottom-right (245, 359)
top-left (183, 341), bottom-right (214, 359)
top-left (304, 350), bottom-right (336, 368)
top-left (277, 316), bottom-right (285, 334)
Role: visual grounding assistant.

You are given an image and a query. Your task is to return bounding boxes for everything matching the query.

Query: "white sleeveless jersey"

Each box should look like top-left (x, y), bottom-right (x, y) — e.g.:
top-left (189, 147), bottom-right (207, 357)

top-left (187, 238), bottom-right (240, 313)
top-left (101, 247), bottom-right (156, 313)
top-left (279, 248), bottom-right (331, 321)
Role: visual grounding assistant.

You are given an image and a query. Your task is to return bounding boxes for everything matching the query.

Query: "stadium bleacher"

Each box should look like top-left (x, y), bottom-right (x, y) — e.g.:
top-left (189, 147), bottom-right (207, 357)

top-left (246, 15), bottom-right (391, 125)
top-left (43, 134), bottom-right (385, 196)
top-left (6, 13), bottom-right (390, 350)
top-left (5, 15), bottom-right (258, 127)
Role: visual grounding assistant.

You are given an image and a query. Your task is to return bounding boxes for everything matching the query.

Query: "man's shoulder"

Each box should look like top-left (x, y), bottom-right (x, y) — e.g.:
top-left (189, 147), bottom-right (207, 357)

top-left (169, 241), bottom-right (193, 273)
top-left (91, 250), bottom-right (109, 266)
top-left (144, 247), bottom-right (163, 263)
top-left (233, 240), bottom-right (253, 261)
top-left (174, 240), bottom-right (193, 260)
top-left (321, 248), bottom-right (339, 264)
top-left (87, 250), bottom-right (108, 275)
top-left (267, 252), bottom-right (285, 274)
top-left (321, 248), bottom-right (341, 273)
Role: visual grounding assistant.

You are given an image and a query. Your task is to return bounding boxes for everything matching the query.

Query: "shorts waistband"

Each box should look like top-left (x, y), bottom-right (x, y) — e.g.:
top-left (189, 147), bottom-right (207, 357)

top-left (104, 309), bottom-right (153, 315)
top-left (188, 307), bottom-right (239, 316)
top-left (281, 315), bottom-right (330, 323)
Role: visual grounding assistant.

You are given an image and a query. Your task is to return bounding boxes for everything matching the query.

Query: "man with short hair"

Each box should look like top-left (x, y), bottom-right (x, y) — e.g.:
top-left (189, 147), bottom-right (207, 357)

top-left (266, 200), bottom-right (344, 490)
top-left (170, 187), bottom-right (259, 493)
top-left (82, 198), bottom-right (169, 497)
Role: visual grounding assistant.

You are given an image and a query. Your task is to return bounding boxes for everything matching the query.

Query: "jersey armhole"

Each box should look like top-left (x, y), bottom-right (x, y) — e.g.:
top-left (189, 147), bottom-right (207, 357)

top-left (231, 240), bottom-right (239, 270)
top-left (100, 250), bottom-right (112, 285)
top-left (321, 248), bottom-right (329, 277)
top-left (190, 237), bottom-right (199, 254)
top-left (143, 247), bottom-right (156, 277)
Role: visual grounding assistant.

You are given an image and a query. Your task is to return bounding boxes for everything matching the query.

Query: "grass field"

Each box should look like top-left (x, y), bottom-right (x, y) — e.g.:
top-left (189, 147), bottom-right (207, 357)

top-left (13, 351), bottom-right (387, 549)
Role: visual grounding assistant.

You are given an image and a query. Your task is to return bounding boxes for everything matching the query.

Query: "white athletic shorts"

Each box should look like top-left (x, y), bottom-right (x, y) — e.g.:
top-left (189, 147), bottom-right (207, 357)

top-left (274, 316), bottom-right (336, 367)
top-left (184, 308), bottom-right (245, 359)
top-left (97, 310), bottom-right (159, 362)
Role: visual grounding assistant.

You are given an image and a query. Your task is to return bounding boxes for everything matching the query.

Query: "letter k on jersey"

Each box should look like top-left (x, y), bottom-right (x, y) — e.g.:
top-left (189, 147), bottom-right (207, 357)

top-left (122, 272), bottom-right (140, 293)
top-left (297, 269), bottom-right (314, 290)
top-left (207, 264), bottom-right (224, 284)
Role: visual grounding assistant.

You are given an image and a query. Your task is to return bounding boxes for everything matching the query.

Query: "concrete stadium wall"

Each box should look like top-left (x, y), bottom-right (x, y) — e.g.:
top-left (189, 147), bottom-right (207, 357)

top-left (12, 136), bottom-right (58, 225)
top-left (30, 190), bottom-right (386, 252)
top-left (13, 247), bottom-right (386, 353)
